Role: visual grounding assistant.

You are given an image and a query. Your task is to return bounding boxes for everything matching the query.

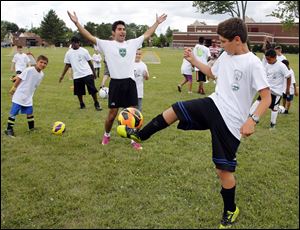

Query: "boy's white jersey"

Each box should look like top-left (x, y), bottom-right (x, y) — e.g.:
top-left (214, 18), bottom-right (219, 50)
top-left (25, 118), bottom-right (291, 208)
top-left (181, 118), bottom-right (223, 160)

top-left (12, 53), bottom-right (30, 72)
top-left (95, 36), bottom-right (144, 80)
top-left (193, 44), bottom-right (211, 71)
top-left (12, 67), bottom-right (44, 106)
top-left (283, 68), bottom-right (296, 95)
top-left (64, 47), bottom-right (93, 79)
top-left (133, 60), bottom-right (148, 98)
top-left (181, 58), bottom-right (193, 75)
top-left (210, 51), bottom-right (269, 140)
top-left (92, 54), bottom-right (102, 68)
top-left (276, 54), bottom-right (287, 62)
top-left (265, 60), bottom-right (290, 96)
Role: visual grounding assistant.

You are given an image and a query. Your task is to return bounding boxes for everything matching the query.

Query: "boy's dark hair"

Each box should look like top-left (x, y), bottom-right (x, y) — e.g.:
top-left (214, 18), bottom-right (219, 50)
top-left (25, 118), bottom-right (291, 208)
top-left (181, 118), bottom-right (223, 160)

top-left (198, 37), bottom-right (204, 44)
top-left (265, 49), bottom-right (277, 58)
top-left (274, 45), bottom-right (282, 50)
top-left (281, 59), bottom-right (289, 68)
top-left (217, 17), bottom-right (248, 43)
top-left (17, 45), bottom-right (23, 49)
top-left (71, 36), bottom-right (80, 43)
top-left (112, 20), bottom-right (126, 32)
top-left (36, 55), bottom-right (48, 63)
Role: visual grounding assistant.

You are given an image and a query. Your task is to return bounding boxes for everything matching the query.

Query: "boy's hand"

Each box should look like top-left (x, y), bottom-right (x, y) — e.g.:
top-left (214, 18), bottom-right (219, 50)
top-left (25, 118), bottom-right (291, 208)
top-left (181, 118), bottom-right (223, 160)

top-left (156, 13), bottom-right (167, 24)
top-left (9, 86), bottom-right (16, 95)
top-left (67, 11), bottom-right (78, 24)
top-left (240, 118), bottom-right (256, 137)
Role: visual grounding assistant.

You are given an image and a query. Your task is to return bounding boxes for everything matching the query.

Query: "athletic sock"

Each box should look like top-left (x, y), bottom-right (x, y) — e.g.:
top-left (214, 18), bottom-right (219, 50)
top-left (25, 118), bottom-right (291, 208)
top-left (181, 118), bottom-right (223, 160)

top-left (27, 115), bottom-right (34, 129)
top-left (220, 186), bottom-right (236, 213)
top-left (7, 116), bottom-right (15, 130)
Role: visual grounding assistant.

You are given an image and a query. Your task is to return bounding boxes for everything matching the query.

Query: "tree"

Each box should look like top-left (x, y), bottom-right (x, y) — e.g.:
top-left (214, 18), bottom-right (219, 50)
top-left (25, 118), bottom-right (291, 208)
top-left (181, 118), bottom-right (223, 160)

top-left (1, 20), bottom-right (19, 40)
top-left (268, 1), bottom-right (299, 28)
top-left (40, 9), bottom-right (67, 45)
top-left (192, 1), bottom-right (248, 21)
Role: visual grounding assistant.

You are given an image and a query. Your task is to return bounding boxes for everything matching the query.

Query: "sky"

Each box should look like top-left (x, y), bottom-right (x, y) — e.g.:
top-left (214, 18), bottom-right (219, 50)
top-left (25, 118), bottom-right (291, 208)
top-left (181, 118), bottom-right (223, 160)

top-left (1, 1), bottom-right (281, 34)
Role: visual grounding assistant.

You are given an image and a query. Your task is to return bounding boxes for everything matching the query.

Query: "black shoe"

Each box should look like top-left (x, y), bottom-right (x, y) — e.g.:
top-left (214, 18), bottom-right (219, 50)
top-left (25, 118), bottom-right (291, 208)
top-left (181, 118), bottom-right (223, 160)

top-left (80, 102), bottom-right (86, 109)
top-left (5, 129), bottom-right (15, 138)
top-left (177, 85), bottom-right (182, 92)
top-left (284, 110), bottom-right (288, 114)
top-left (94, 102), bottom-right (102, 111)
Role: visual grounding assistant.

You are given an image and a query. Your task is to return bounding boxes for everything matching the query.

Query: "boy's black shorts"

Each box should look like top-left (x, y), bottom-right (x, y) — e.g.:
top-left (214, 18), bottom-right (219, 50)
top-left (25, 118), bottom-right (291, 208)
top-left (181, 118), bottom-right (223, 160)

top-left (196, 71), bottom-right (206, 82)
top-left (108, 78), bottom-right (138, 108)
top-left (172, 97), bottom-right (240, 172)
top-left (73, 75), bottom-right (98, 96)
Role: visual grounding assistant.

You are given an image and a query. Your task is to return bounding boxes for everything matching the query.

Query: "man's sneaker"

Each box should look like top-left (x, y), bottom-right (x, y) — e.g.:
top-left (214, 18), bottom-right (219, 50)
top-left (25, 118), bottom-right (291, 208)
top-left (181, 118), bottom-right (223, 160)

top-left (5, 129), bottom-right (15, 138)
top-left (177, 85), bottom-right (182, 92)
top-left (101, 135), bottom-right (110, 145)
top-left (94, 102), bottom-right (102, 111)
top-left (219, 206), bottom-right (240, 229)
top-left (80, 102), bottom-right (86, 109)
top-left (131, 141), bottom-right (143, 150)
top-left (117, 125), bottom-right (141, 143)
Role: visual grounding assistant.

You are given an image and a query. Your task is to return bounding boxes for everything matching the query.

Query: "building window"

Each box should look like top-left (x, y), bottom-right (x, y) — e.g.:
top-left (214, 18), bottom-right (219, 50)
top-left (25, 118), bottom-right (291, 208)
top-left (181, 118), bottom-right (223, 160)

top-left (250, 28), bottom-right (259, 32)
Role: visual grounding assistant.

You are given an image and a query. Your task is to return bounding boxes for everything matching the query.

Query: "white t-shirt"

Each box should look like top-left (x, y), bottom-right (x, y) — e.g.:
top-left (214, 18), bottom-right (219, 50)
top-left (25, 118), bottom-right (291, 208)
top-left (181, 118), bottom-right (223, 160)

top-left (95, 36), bottom-right (144, 80)
top-left (12, 66), bottom-right (44, 106)
top-left (276, 54), bottom-right (287, 62)
top-left (265, 60), bottom-right (290, 96)
top-left (92, 53), bottom-right (102, 68)
top-left (134, 61), bottom-right (148, 98)
top-left (193, 44), bottom-right (211, 71)
top-left (283, 68), bottom-right (296, 95)
top-left (12, 53), bottom-right (30, 72)
top-left (209, 51), bottom-right (269, 140)
top-left (181, 58), bottom-right (193, 75)
top-left (64, 47), bottom-right (93, 79)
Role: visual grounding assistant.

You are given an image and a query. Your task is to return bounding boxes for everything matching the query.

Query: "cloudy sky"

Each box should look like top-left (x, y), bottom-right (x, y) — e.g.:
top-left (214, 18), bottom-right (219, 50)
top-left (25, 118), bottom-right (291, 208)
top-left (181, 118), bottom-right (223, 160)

top-left (1, 1), bottom-right (281, 34)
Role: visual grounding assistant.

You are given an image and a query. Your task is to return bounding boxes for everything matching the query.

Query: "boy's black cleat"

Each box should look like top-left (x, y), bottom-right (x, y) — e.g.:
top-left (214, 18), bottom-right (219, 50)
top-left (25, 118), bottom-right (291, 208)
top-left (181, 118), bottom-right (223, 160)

top-left (94, 102), bottom-right (102, 111)
top-left (80, 102), bottom-right (86, 109)
top-left (5, 129), bottom-right (15, 138)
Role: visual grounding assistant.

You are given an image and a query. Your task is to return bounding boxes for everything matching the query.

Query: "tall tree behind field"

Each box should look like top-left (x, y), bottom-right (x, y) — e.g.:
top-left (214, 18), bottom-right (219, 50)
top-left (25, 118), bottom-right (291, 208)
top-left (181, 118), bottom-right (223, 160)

top-left (192, 1), bottom-right (248, 21)
top-left (40, 9), bottom-right (66, 45)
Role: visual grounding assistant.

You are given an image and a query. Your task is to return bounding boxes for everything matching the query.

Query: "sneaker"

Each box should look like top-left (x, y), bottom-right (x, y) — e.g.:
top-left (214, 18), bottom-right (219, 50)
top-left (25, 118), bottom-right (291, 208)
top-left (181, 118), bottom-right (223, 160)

top-left (101, 135), bottom-right (110, 145)
top-left (269, 122), bottom-right (276, 130)
top-left (117, 125), bottom-right (141, 143)
top-left (5, 129), bottom-right (15, 138)
top-left (219, 206), bottom-right (240, 229)
top-left (80, 102), bottom-right (86, 109)
top-left (284, 110), bottom-right (288, 114)
top-left (94, 102), bottom-right (102, 111)
top-left (177, 85), bottom-right (182, 92)
top-left (131, 141), bottom-right (143, 150)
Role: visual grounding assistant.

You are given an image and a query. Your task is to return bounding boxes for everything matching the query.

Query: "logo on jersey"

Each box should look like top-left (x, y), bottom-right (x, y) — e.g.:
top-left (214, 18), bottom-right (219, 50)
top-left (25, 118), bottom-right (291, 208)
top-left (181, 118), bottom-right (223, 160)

top-left (119, 48), bottom-right (126, 57)
top-left (231, 69), bottom-right (243, 91)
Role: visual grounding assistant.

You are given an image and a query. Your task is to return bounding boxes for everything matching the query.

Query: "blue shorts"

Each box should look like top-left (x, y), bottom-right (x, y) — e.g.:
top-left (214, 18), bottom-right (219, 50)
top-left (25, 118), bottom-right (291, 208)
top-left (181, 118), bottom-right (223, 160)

top-left (10, 102), bottom-right (33, 116)
top-left (282, 93), bottom-right (294, 102)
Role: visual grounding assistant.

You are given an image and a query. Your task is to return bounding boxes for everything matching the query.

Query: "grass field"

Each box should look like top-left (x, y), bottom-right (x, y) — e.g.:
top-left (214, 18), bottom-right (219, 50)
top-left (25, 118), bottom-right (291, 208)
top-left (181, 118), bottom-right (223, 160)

top-left (1, 46), bottom-right (299, 229)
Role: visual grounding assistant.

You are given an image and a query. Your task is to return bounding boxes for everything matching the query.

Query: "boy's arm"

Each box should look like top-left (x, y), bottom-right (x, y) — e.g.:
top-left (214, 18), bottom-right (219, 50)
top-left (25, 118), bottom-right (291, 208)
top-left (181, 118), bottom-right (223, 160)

top-left (184, 47), bottom-right (214, 78)
top-left (285, 76), bottom-right (291, 95)
top-left (9, 77), bottom-right (22, 95)
top-left (11, 62), bottom-right (15, 72)
top-left (143, 13), bottom-right (167, 40)
top-left (240, 87), bottom-right (271, 137)
top-left (294, 83), bottom-right (298, 96)
top-left (87, 60), bottom-right (96, 79)
top-left (67, 11), bottom-right (96, 45)
top-left (59, 64), bottom-right (71, 83)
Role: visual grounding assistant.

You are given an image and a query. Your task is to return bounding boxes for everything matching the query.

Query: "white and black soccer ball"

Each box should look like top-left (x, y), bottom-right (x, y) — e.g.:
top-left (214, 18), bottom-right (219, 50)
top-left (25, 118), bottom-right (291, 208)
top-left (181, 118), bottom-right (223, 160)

top-left (278, 105), bottom-right (285, 114)
top-left (99, 87), bottom-right (109, 99)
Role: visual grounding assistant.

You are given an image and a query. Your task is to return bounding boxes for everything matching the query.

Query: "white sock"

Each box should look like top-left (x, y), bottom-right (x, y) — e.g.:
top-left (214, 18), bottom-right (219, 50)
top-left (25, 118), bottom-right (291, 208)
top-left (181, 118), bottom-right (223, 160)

top-left (271, 111), bottom-right (278, 124)
top-left (104, 132), bottom-right (110, 137)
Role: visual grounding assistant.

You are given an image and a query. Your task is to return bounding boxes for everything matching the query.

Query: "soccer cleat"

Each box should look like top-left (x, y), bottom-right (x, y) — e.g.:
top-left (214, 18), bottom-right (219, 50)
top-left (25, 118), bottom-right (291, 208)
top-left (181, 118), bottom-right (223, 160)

top-left (101, 135), bottom-right (110, 145)
top-left (269, 122), bottom-right (276, 130)
top-left (177, 85), bottom-right (182, 92)
top-left (117, 125), bottom-right (141, 143)
top-left (94, 102), bottom-right (102, 111)
top-left (80, 102), bottom-right (86, 109)
top-left (219, 206), bottom-right (240, 229)
top-left (5, 129), bottom-right (15, 138)
top-left (131, 141), bottom-right (143, 150)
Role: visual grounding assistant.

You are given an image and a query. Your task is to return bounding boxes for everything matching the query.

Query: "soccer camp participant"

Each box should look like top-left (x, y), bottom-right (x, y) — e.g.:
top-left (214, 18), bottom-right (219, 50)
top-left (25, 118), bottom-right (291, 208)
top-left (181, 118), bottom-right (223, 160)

top-left (59, 36), bottom-right (102, 111)
top-left (5, 55), bottom-right (49, 137)
top-left (67, 11), bottom-right (167, 150)
top-left (118, 18), bottom-right (271, 228)
top-left (250, 49), bottom-right (291, 129)
top-left (10, 45), bottom-right (31, 82)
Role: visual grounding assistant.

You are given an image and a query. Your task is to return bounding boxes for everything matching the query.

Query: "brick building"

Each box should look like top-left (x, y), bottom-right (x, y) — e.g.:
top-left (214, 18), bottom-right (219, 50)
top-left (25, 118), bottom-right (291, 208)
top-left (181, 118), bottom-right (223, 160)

top-left (173, 18), bottom-right (299, 48)
top-left (12, 32), bottom-right (44, 47)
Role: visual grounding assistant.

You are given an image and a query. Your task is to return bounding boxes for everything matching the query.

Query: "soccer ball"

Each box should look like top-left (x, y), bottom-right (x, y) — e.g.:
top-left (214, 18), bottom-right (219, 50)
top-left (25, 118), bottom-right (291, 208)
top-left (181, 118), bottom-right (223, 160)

top-left (278, 105), bottom-right (285, 114)
top-left (99, 87), bottom-right (109, 99)
top-left (52, 121), bottom-right (66, 135)
top-left (117, 107), bottom-right (143, 129)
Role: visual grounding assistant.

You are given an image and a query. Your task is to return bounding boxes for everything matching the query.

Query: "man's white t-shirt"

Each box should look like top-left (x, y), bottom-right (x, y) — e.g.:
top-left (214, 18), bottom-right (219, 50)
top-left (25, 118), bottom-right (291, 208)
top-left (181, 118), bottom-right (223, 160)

top-left (92, 54), bottom-right (102, 68)
top-left (210, 51), bottom-right (269, 140)
top-left (276, 54), bottom-right (287, 62)
top-left (265, 60), bottom-right (290, 96)
top-left (64, 47), bottom-right (93, 79)
top-left (12, 53), bottom-right (30, 72)
top-left (95, 35), bottom-right (144, 80)
top-left (193, 44), bottom-right (211, 71)
top-left (12, 67), bottom-right (44, 106)
top-left (283, 68), bottom-right (296, 95)
top-left (181, 58), bottom-right (193, 75)
top-left (133, 61), bottom-right (148, 98)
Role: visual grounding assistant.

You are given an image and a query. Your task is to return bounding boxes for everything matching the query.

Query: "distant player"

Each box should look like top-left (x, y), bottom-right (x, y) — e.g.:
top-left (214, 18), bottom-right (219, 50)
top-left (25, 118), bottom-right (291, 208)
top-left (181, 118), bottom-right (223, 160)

top-left (10, 45), bottom-right (31, 82)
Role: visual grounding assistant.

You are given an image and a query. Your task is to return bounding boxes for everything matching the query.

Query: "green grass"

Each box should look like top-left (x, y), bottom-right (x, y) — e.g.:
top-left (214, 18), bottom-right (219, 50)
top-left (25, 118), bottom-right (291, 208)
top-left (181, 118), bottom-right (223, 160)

top-left (1, 47), bottom-right (299, 229)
